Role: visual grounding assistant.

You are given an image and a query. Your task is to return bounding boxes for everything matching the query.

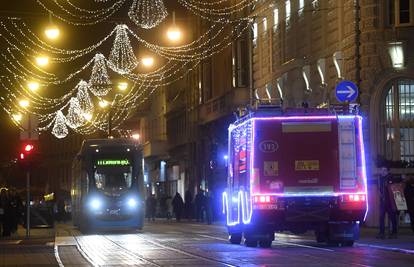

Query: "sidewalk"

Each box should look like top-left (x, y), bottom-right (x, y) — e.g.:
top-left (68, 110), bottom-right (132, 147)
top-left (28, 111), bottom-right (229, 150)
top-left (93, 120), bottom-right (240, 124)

top-left (357, 227), bottom-right (414, 254)
top-left (0, 226), bottom-right (57, 266)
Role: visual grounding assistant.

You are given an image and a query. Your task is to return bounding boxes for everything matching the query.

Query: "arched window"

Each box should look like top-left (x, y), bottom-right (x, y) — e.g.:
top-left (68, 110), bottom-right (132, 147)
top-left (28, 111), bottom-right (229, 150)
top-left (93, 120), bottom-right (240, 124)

top-left (383, 79), bottom-right (414, 161)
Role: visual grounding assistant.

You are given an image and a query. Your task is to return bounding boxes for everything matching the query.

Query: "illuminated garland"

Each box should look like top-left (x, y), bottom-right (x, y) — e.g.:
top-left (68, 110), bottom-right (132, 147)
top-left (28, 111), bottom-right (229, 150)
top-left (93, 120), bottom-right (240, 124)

top-left (128, 0), bottom-right (168, 29)
top-left (52, 110), bottom-right (69, 139)
top-left (0, 3), bottom-right (256, 138)
top-left (66, 97), bottom-right (85, 129)
top-left (107, 25), bottom-right (138, 74)
top-left (89, 53), bottom-right (112, 97)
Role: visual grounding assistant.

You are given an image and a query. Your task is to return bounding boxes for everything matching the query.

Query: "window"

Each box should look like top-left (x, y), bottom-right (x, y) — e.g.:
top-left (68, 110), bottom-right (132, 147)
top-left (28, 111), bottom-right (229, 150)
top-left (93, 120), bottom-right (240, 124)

top-left (262, 17), bottom-right (268, 32)
top-left (299, 0), bottom-right (305, 15)
top-left (382, 79), bottom-right (414, 161)
top-left (388, 0), bottom-right (413, 26)
top-left (232, 37), bottom-right (249, 88)
top-left (286, 0), bottom-right (291, 24)
top-left (252, 21), bottom-right (258, 46)
top-left (273, 8), bottom-right (279, 28)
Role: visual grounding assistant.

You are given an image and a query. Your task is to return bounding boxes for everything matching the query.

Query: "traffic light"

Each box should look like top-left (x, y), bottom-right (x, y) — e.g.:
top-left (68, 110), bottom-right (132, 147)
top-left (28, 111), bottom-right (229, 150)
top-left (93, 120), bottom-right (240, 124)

top-left (18, 142), bottom-right (38, 169)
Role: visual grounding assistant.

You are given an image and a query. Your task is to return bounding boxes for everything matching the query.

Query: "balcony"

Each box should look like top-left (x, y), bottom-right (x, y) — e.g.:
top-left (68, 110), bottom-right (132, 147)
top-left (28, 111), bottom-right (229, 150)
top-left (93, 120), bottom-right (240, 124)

top-left (199, 87), bottom-right (250, 124)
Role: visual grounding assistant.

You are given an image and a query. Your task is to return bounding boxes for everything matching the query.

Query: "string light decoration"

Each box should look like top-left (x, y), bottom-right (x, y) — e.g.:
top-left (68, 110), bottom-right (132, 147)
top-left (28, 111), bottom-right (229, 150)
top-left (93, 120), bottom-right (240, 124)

top-left (52, 110), bottom-right (69, 139)
top-left (0, 0), bottom-right (260, 138)
top-left (107, 25), bottom-right (138, 74)
top-left (89, 53), bottom-right (112, 96)
top-left (66, 97), bottom-right (86, 129)
top-left (128, 0), bottom-right (168, 29)
top-left (75, 80), bottom-right (94, 117)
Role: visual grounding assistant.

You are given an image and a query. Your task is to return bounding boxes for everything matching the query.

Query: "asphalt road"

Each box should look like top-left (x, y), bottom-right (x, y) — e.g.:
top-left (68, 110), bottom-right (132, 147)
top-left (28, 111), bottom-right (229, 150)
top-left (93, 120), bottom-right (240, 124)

top-left (52, 221), bottom-right (414, 267)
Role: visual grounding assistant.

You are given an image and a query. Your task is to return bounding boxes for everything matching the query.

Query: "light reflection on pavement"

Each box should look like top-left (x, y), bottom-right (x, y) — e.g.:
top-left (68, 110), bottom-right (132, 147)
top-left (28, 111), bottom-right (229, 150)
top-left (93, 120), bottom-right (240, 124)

top-left (55, 222), bottom-right (414, 267)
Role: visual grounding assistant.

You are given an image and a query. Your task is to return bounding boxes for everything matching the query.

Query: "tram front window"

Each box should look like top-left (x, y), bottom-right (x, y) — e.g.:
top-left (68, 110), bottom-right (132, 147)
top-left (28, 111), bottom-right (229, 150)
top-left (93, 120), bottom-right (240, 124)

top-left (94, 159), bottom-right (133, 191)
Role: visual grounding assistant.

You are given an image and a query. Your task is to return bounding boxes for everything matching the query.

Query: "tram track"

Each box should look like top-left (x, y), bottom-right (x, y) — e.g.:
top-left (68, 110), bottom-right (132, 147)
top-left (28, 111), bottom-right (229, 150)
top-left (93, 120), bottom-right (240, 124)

top-left (133, 233), bottom-right (238, 267)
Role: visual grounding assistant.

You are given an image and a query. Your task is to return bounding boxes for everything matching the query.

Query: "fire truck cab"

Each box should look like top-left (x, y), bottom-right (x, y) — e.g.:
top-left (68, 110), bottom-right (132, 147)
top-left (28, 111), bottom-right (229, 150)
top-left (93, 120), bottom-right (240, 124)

top-left (222, 107), bottom-right (368, 248)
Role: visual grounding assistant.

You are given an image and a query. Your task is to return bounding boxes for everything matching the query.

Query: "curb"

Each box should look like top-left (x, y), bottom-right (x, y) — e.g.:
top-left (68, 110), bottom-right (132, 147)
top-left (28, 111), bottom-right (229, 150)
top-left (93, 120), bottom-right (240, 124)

top-left (356, 243), bottom-right (414, 255)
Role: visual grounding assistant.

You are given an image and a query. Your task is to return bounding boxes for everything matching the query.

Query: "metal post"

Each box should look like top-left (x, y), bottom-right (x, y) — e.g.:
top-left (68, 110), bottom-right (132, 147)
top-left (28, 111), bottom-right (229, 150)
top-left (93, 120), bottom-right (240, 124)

top-left (26, 171), bottom-right (30, 238)
top-left (108, 107), bottom-right (112, 137)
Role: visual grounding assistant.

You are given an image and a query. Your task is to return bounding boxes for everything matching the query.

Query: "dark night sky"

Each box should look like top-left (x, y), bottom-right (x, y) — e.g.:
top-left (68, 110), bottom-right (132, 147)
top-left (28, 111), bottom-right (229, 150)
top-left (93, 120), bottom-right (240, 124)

top-left (0, 0), bottom-right (187, 163)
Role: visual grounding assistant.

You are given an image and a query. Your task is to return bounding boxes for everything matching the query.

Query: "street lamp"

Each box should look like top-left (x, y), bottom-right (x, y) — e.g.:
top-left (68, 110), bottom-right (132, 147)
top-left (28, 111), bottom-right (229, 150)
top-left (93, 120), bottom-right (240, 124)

top-left (117, 82), bottom-right (128, 91)
top-left (83, 113), bottom-right (93, 121)
top-left (19, 99), bottom-right (30, 108)
top-left (35, 56), bottom-right (49, 67)
top-left (141, 57), bottom-right (154, 67)
top-left (98, 99), bottom-right (109, 108)
top-left (12, 113), bottom-right (22, 122)
top-left (44, 26), bottom-right (60, 40)
top-left (132, 133), bottom-right (140, 140)
top-left (27, 81), bottom-right (40, 92)
top-left (167, 12), bottom-right (181, 42)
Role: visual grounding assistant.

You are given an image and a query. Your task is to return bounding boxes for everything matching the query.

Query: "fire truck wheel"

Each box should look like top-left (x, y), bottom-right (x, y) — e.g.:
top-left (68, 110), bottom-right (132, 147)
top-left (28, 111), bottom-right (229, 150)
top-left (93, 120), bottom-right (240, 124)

top-left (244, 238), bottom-right (258, 247)
top-left (229, 233), bottom-right (242, 244)
top-left (258, 239), bottom-right (272, 248)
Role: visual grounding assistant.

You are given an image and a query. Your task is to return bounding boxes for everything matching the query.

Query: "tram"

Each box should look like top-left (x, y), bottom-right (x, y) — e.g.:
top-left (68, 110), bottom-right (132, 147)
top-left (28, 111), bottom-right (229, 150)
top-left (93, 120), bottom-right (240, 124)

top-left (72, 138), bottom-right (145, 232)
top-left (223, 107), bottom-right (368, 247)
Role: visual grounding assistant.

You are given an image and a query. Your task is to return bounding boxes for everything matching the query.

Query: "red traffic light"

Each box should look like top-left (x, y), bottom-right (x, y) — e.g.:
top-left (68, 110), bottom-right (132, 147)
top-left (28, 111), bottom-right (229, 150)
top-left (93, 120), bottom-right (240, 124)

top-left (24, 144), bottom-right (34, 152)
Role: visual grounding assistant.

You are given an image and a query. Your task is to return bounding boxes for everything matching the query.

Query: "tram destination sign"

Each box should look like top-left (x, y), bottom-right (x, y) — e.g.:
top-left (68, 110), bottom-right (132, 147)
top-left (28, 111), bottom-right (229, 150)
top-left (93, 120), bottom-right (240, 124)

top-left (96, 159), bottom-right (130, 166)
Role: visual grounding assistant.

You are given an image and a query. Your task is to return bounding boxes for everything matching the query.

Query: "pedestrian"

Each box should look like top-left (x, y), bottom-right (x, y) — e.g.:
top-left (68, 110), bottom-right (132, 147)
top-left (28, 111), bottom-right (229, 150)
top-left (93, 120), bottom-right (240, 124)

top-left (146, 194), bottom-right (157, 222)
top-left (8, 189), bottom-right (19, 234)
top-left (0, 189), bottom-right (12, 237)
top-left (195, 189), bottom-right (205, 222)
top-left (165, 196), bottom-right (173, 221)
top-left (0, 189), bottom-right (5, 236)
top-left (377, 167), bottom-right (400, 239)
top-left (57, 198), bottom-right (66, 222)
top-left (404, 175), bottom-right (414, 233)
top-left (184, 189), bottom-right (193, 220)
top-left (172, 192), bottom-right (184, 222)
top-left (205, 191), bottom-right (213, 225)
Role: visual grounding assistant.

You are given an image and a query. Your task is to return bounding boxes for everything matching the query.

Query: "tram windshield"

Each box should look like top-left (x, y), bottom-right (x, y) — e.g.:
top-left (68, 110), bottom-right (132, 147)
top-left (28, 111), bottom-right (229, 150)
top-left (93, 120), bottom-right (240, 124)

top-left (93, 159), bottom-right (133, 191)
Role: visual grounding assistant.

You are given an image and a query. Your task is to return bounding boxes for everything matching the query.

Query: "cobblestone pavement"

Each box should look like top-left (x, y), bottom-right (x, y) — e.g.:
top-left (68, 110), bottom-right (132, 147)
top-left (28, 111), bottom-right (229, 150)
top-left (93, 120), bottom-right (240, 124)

top-left (53, 221), bottom-right (414, 267)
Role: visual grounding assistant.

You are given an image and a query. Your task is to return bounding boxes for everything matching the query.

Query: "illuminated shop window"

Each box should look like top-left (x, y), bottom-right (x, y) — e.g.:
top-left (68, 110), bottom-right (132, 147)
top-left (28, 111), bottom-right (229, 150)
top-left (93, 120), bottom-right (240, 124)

top-left (383, 79), bottom-right (414, 161)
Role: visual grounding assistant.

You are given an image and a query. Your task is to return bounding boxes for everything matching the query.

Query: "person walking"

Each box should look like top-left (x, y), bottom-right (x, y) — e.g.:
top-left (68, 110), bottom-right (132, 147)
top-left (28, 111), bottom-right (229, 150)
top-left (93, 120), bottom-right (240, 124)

top-left (184, 189), bottom-right (193, 220)
top-left (8, 189), bottom-right (19, 234)
top-left (0, 190), bottom-right (12, 237)
top-left (146, 194), bottom-right (157, 222)
top-left (165, 196), bottom-right (173, 221)
top-left (377, 167), bottom-right (400, 239)
top-left (205, 191), bottom-right (213, 225)
top-left (0, 189), bottom-right (6, 236)
top-left (172, 192), bottom-right (184, 222)
top-left (195, 189), bottom-right (205, 222)
top-left (404, 176), bottom-right (414, 233)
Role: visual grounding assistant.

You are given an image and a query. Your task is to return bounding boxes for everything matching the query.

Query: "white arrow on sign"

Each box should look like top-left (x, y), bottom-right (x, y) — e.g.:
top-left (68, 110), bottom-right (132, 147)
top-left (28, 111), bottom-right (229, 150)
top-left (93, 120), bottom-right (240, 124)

top-left (337, 85), bottom-right (356, 98)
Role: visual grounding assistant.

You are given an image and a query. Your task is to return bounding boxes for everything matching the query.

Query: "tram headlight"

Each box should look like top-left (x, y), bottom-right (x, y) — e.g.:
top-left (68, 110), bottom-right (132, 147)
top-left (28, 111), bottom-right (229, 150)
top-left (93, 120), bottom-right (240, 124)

top-left (90, 198), bottom-right (102, 210)
top-left (127, 198), bottom-right (138, 208)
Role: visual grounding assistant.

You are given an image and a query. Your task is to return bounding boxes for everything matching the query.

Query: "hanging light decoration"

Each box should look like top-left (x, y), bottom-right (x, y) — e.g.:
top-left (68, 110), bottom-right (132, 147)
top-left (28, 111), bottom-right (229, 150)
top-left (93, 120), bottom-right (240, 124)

top-left (66, 97), bottom-right (85, 129)
top-left (52, 110), bottom-right (68, 139)
top-left (107, 25), bottom-right (138, 74)
top-left (75, 80), bottom-right (94, 116)
top-left (89, 53), bottom-right (112, 96)
top-left (128, 0), bottom-right (168, 29)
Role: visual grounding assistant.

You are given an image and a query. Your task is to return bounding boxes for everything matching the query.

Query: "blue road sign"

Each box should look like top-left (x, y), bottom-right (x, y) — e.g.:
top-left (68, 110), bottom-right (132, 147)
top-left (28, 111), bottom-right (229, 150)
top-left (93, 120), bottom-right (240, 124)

top-left (336, 80), bottom-right (358, 102)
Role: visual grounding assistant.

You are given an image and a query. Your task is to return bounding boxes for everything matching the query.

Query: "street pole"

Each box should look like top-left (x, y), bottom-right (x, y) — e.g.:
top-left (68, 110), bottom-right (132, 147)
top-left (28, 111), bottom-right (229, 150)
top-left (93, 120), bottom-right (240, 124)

top-left (26, 170), bottom-right (30, 238)
top-left (108, 107), bottom-right (112, 137)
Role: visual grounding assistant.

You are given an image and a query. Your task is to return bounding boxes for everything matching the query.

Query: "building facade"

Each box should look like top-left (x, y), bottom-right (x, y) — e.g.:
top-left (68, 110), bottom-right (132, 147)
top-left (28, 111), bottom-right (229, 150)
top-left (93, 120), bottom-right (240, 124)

top-left (252, 0), bottom-right (414, 226)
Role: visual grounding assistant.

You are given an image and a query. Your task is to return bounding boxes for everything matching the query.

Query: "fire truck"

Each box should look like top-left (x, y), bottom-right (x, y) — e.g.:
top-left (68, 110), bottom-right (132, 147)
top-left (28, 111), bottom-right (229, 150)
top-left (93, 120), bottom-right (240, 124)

top-left (222, 107), bottom-right (368, 248)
